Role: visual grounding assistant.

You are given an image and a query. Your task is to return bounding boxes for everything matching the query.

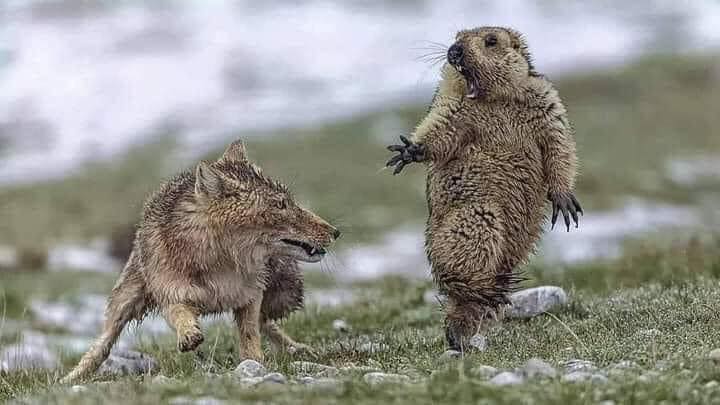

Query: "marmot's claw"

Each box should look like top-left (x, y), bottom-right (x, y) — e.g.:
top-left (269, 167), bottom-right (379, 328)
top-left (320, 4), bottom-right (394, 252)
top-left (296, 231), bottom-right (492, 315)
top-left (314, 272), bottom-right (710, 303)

top-left (385, 136), bottom-right (426, 175)
top-left (549, 192), bottom-right (582, 231)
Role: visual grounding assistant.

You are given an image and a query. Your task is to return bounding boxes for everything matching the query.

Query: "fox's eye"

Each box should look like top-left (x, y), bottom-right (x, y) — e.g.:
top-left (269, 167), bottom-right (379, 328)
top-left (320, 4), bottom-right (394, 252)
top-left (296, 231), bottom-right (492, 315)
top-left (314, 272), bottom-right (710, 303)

top-left (484, 34), bottom-right (498, 47)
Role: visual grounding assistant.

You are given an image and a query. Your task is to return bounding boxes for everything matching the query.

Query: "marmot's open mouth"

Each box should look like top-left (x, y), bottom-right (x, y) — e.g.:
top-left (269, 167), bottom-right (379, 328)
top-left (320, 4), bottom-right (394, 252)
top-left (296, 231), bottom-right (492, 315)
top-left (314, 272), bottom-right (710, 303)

top-left (451, 64), bottom-right (479, 99)
top-left (281, 239), bottom-right (326, 256)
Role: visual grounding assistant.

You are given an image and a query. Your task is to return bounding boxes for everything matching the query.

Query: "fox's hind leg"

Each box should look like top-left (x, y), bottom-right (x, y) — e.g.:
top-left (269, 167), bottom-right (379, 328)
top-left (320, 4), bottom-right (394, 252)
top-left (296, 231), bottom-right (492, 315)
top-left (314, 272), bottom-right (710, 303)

top-left (61, 256), bottom-right (148, 383)
top-left (163, 304), bottom-right (204, 352)
top-left (260, 258), bottom-right (314, 356)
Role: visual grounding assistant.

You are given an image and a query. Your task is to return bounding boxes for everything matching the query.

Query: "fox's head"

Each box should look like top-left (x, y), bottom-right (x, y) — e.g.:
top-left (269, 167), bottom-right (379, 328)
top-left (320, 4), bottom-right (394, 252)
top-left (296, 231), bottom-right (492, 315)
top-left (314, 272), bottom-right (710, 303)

top-left (194, 140), bottom-right (340, 263)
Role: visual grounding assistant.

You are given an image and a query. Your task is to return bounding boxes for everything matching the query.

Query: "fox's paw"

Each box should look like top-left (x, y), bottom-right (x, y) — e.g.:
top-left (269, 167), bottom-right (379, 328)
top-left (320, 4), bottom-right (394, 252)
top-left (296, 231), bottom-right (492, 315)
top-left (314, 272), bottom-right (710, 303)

top-left (386, 135), bottom-right (426, 174)
top-left (548, 191), bottom-right (583, 231)
top-left (178, 326), bottom-right (204, 352)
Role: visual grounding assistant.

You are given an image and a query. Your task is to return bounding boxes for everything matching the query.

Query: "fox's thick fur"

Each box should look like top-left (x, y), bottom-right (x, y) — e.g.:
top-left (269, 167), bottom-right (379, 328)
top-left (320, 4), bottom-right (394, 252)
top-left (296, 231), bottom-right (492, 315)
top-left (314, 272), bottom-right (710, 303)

top-left (62, 141), bottom-right (339, 383)
top-left (388, 27), bottom-right (581, 350)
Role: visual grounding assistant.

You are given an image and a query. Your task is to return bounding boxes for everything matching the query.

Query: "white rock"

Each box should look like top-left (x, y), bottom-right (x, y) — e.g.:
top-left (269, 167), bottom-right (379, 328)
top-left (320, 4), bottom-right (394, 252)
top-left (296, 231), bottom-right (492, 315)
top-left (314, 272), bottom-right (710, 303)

top-left (70, 385), bottom-right (88, 393)
top-left (234, 359), bottom-right (266, 378)
top-left (562, 371), bottom-right (607, 384)
top-left (169, 396), bottom-right (224, 405)
top-left (705, 380), bottom-right (719, 388)
top-left (262, 372), bottom-right (287, 384)
top-left (709, 348), bottom-right (720, 362)
top-left (332, 319), bottom-right (349, 332)
top-left (298, 377), bottom-right (339, 389)
top-left (523, 358), bottom-right (557, 378)
top-left (98, 349), bottom-right (157, 376)
top-left (489, 371), bottom-right (524, 386)
top-left (363, 372), bottom-right (410, 386)
top-left (239, 377), bottom-right (264, 386)
top-left (562, 359), bottom-right (596, 373)
top-left (468, 335), bottom-right (487, 351)
top-left (471, 365), bottom-right (498, 379)
top-left (508, 286), bottom-right (568, 318)
top-left (439, 350), bottom-right (462, 361)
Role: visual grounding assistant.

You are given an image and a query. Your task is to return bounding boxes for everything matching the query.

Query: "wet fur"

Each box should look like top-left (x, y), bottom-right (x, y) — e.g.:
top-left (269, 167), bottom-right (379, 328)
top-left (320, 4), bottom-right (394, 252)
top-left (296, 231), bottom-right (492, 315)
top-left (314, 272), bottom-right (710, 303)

top-left (62, 141), bottom-right (337, 383)
top-left (412, 27), bottom-right (579, 349)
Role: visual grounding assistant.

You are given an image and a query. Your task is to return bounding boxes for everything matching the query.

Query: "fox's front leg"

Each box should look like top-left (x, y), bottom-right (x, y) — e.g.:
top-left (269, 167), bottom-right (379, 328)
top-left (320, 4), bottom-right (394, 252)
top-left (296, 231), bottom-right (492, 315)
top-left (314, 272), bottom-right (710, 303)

top-left (163, 303), bottom-right (204, 352)
top-left (233, 299), bottom-right (264, 362)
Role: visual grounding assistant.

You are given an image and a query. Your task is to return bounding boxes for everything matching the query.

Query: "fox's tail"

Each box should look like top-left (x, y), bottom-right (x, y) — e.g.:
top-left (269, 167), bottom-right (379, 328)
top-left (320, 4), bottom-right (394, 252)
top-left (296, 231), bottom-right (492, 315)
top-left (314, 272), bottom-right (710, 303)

top-left (60, 262), bottom-right (147, 384)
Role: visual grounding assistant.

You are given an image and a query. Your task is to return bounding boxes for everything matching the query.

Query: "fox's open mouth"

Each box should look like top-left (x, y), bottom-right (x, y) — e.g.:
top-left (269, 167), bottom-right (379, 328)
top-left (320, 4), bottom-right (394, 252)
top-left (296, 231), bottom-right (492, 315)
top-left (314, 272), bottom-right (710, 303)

top-left (280, 239), bottom-right (326, 262)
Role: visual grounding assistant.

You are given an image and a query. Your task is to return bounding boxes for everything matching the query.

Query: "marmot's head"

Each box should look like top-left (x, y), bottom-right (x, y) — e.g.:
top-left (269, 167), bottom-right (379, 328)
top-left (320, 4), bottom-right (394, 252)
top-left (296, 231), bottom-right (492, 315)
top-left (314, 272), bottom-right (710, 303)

top-left (446, 27), bottom-right (537, 99)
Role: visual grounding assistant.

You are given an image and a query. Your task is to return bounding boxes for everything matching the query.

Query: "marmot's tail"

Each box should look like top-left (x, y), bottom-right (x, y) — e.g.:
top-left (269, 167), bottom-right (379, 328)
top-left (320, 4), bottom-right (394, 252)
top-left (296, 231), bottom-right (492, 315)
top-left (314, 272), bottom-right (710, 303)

top-left (60, 267), bottom-right (147, 384)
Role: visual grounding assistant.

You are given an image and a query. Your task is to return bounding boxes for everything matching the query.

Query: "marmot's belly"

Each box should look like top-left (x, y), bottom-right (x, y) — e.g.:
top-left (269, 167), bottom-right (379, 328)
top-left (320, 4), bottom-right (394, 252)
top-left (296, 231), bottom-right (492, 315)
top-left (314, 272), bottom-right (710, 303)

top-left (426, 151), bottom-right (547, 264)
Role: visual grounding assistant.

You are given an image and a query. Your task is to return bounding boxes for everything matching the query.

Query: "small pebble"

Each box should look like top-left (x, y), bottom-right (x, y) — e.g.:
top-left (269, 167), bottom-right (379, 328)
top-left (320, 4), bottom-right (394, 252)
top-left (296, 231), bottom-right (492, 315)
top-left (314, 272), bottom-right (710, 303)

top-left (439, 350), bottom-right (462, 362)
top-left (332, 319), bottom-right (350, 332)
top-left (562, 371), bottom-right (607, 384)
top-left (70, 385), bottom-right (88, 393)
top-left (363, 372), bottom-right (410, 386)
top-left (705, 380), bottom-right (719, 389)
top-left (708, 348), bottom-right (720, 362)
top-left (468, 335), bottom-right (487, 351)
top-left (522, 358), bottom-right (557, 378)
top-left (489, 371), bottom-right (524, 386)
top-left (562, 359), bottom-right (596, 373)
top-left (470, 365), bottom-right (498, 379)
top-left (234, 359), bottom-right (266, 378)
top-left (262, 372), bottom-right (287, 384)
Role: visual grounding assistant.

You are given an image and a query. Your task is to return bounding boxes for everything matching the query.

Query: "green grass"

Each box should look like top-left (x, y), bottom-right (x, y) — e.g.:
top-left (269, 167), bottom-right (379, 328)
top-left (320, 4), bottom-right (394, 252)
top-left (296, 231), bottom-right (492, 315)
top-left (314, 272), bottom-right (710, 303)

top-left (2, 237), bottom-right (720, 403)
top-left (1, 53), bottom-right (719, 248)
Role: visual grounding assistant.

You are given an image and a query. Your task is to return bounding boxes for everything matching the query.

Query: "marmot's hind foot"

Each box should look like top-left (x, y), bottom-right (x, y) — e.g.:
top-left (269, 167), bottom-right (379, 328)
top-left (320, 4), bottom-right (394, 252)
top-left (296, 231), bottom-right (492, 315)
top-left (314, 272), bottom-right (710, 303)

top-left (178, 326), bottom-right (205, 352)
top-left (444, 304), bottom-right (506, 352)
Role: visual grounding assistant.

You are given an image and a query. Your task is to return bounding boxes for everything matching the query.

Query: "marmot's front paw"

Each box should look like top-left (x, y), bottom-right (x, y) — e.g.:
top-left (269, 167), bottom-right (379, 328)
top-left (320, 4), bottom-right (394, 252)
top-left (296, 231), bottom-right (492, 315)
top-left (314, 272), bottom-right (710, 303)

top-left (549, 191), bottom-right (583, 231)
top-left (385, 135), bottom-right (426, 175)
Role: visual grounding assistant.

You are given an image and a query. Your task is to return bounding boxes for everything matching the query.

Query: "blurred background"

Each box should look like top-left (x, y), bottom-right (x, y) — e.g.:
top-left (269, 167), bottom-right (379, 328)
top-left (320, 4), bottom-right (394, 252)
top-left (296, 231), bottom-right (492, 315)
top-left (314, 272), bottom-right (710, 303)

top-left (1, 0), bottom-right (720, 374)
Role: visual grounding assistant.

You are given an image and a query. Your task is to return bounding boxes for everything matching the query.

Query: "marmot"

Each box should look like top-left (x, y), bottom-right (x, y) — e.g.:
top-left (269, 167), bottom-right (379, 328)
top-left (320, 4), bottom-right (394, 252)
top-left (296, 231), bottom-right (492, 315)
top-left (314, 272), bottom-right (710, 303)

top-left (386, 27), bottom-right (582, 350)
top-left (62, 140), bottom-right (340, 383)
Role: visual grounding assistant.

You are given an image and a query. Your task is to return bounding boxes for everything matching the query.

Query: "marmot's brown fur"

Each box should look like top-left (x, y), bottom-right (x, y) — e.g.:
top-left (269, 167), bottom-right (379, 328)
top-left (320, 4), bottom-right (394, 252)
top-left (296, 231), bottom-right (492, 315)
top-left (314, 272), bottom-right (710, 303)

top-left (62, 140), bottom-right (340, 383)
top-left (387, 27), bottom-right (582, 350)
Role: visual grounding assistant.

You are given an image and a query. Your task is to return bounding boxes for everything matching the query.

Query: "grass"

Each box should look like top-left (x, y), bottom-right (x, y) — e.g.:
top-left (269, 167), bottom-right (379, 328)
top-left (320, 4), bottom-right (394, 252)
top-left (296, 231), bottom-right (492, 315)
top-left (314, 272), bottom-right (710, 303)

top-left (1, 53), bottom-right (719, 248)
top-left (1, 237), bottom-right (720, 403)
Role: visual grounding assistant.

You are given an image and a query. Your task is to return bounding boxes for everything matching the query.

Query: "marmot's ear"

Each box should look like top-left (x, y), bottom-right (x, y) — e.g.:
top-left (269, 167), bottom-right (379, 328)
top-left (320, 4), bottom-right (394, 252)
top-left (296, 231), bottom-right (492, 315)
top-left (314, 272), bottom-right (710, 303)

top-left (195, 161), bottom-right (225, 199)
top-left (219, 139), bottom-right (248, 163)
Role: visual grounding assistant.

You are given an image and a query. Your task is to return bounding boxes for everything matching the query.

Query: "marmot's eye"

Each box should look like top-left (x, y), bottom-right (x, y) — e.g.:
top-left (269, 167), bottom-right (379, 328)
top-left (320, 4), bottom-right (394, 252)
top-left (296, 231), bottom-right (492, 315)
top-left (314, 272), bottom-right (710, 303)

top-left (484, 34), bottom-right (498, 47)
top-left (273, 200), bottom-right (288, 210)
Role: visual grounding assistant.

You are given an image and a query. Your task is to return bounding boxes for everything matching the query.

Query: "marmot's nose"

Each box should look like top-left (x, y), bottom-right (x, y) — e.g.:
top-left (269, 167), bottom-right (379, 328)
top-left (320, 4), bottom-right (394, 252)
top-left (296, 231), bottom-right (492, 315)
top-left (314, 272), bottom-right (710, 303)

top-left (447, 43), bottom-right (464, 65)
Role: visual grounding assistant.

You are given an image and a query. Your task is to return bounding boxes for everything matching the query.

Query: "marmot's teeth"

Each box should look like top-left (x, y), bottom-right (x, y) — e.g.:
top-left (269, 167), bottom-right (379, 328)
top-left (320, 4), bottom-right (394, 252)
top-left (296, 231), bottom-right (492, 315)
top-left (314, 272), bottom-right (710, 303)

top-left (309, 247), bottom-right (317, 255)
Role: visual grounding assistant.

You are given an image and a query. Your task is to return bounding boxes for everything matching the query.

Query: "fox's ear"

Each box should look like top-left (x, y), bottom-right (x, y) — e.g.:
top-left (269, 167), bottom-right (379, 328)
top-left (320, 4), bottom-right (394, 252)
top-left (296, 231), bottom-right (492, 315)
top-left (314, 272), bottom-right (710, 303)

top-left (219, 140), bottom-right (248, 163)
top-left (195, 161), bottom-right (225, 199)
